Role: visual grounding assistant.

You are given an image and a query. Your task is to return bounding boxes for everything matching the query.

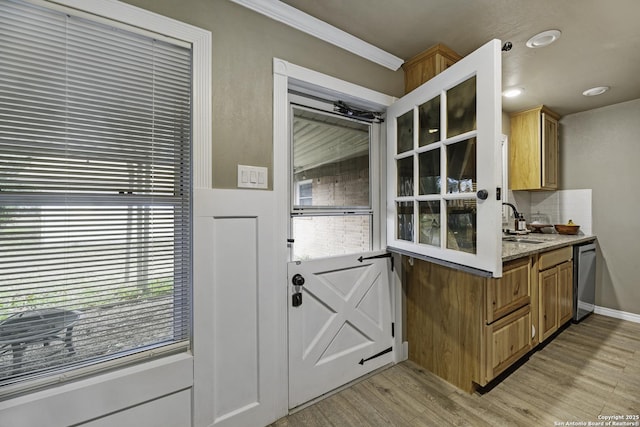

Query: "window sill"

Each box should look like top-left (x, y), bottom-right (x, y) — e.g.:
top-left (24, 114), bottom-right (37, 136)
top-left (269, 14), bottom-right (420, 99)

top-left (0, 353), bottom-right (193, 427)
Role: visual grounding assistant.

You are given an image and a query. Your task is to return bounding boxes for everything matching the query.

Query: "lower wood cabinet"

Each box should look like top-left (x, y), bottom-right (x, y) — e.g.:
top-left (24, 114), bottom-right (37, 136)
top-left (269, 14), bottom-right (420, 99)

top-left (405, 256), bottom-right (533, 392)
top-left (558, 261), bottom-right (574, 325)
top-left (405, 245), bottom-right (575, 393)
top-left (539, 267), bottom-right (559, 340)
top-left (484, 305), bottom-right (532, 381)
top-left (486, 257), bottom-right (531, 323)
top-left (480, 258), bottom-right (533, 385)
top-left (538, 247), bottom-right (573, 342)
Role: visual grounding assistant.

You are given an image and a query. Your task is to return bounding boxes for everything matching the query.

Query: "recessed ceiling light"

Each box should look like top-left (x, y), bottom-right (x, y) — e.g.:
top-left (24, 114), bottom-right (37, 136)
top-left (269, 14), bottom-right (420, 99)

top-left (503, 87), bottom-right (524, 98)
top-left (526, 30), bottom-right (562, 48)
top-left (582, 86), bottom-right (610, 96)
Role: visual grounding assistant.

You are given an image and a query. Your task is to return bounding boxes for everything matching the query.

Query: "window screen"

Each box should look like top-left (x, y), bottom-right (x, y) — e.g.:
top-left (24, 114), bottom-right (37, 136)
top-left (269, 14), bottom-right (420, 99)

top-left (0, 0), bottom-right (192, 389)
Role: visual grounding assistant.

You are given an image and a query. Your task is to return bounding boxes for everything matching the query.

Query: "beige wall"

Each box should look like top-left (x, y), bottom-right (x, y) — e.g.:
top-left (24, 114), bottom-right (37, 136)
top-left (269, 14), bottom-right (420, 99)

top-left (560, 98), bottom-right (640, 315)
top-left (118, 1), bottom-right (640, 317)
top-left (122, 0), bottom-right (404, 189)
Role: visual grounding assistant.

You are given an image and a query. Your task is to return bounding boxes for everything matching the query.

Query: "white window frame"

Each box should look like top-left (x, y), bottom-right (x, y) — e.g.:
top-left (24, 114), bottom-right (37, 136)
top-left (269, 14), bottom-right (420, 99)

top-left (0, 0), bottom-right (211, 420)
top-left (294, 178), bottom-right (313, 206)
top-left (288, 97), bottom-right (380, 261)
top-left (286, 89), bottom-right (386, 255)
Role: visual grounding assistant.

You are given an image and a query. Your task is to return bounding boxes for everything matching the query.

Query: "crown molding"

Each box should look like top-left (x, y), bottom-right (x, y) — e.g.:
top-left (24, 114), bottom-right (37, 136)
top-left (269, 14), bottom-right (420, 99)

top-left (230, 0), bottom-right (403, 71)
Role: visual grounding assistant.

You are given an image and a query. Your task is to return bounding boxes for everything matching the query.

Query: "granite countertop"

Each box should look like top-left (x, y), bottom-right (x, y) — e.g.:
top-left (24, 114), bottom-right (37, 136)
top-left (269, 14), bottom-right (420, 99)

top-left (502, 232), bottom-right (596, 262)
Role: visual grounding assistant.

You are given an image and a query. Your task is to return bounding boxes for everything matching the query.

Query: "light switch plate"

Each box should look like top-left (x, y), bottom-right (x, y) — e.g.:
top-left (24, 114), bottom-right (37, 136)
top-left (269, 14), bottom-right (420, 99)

top-left (237, 165), bottom-right (268, 189)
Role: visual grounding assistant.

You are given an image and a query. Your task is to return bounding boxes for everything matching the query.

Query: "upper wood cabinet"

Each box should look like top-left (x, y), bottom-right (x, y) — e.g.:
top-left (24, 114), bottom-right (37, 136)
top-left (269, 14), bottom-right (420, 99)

top-left (402, 43), bottom-right (462, 93)
top-left (509, 105), bottom-right (560, 190)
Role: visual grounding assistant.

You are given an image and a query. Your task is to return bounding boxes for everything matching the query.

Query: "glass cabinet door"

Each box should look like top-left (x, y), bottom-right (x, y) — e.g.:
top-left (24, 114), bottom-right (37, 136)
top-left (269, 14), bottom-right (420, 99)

top-left (386, 40), bottom-right (503, 277)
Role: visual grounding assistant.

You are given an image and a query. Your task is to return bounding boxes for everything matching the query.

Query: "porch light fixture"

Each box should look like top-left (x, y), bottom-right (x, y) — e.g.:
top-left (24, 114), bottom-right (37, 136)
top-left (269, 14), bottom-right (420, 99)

top-left (526, 30), bottom-right (561, 48)
top-left (582, 86), bottom-right (610, 96)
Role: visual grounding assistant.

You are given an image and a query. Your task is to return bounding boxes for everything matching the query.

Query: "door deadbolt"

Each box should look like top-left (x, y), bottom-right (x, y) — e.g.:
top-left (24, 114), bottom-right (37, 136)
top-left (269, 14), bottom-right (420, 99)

top-left (291, 274), bottom-right (305, 287)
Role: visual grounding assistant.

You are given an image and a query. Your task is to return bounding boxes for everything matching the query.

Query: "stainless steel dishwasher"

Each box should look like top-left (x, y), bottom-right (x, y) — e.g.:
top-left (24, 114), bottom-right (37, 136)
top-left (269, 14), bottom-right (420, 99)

top-left (573, 242), bottom-right (597, 321)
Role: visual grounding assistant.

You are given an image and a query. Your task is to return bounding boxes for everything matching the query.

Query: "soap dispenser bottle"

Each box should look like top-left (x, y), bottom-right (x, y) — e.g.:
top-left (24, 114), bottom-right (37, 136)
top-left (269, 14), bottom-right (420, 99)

top-left (517, 214), bottom-right (527, 231)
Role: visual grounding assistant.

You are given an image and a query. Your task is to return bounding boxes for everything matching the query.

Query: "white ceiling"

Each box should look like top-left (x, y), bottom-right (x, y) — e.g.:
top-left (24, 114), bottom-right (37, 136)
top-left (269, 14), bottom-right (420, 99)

top-left (280, 0), bottom-right (640, 116)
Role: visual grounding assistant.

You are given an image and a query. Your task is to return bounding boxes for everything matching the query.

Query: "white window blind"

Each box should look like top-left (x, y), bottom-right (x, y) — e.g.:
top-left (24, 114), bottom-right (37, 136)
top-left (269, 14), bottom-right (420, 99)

top-left (0, 0), bottom-right (192, 389)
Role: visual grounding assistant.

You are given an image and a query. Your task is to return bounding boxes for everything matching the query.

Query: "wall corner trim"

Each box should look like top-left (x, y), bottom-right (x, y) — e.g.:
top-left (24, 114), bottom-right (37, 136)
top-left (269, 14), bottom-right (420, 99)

top-left (231, 0), bottom-right (404, 71)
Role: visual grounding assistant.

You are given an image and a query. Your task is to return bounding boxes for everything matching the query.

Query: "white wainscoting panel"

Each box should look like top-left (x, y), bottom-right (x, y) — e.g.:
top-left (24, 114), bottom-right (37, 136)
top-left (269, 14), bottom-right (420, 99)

top-left (213, 216), bottom-right (260, 417)
top-left (0, 354), bottom-right (193, 427)
top-left (80, 389), bottom-right (192, 427)
top-left (193, 189), bottom-right (286, 427)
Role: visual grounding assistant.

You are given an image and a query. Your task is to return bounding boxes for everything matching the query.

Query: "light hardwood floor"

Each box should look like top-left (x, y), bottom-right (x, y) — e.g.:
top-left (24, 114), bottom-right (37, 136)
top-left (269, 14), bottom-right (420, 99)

top-left (273, 314), bottom-right (640, 426)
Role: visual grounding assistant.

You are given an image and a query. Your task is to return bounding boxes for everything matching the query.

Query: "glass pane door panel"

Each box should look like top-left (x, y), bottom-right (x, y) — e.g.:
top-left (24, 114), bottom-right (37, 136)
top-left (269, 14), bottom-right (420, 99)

top-left (446, 137), bottom-right (477, 194)
top-left (419, 201), bottom-right (441, 246)
top-left (397, 201), bottom-right (414, 242)
top-left (446, 199), bottom-right (476, 254)
top-left (386, 40), bottom-right (502, 277)
top-left (292, 215), bottom-right (371, 260)
top-left (397, 156), bottom-right (414, 197)
top-left (292, 107), bottom-right (370, 208)
top-left (396, 110), bottom-right (413, 154)
top-left (447, 76), bottom-right (476, 138)
top-left (418, 149), bottom-right (440, 195)
top-left (419, 96), bottom-right (440, 147)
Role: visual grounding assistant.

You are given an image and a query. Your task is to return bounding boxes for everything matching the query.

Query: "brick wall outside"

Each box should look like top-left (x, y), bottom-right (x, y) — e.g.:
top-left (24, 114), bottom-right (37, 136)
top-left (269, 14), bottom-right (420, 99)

top-left (293, 155), bottom-right (371, 260)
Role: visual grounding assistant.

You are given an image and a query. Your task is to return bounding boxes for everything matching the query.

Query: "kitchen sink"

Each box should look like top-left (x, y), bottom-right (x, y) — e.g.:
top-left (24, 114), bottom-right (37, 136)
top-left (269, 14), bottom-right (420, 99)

top-left (502, 236), bottom-right (544, 244)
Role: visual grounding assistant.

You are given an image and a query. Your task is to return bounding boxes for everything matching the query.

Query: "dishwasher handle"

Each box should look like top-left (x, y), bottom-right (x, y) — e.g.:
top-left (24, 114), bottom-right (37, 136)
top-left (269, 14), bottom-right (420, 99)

top-left (577, 242), bottom-right (596, 256)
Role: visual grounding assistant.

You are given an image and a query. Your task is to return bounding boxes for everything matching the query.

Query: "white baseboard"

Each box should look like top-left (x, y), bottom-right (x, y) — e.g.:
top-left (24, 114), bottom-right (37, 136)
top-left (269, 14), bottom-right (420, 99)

top-left (594, 306), bottom-right (640, 324)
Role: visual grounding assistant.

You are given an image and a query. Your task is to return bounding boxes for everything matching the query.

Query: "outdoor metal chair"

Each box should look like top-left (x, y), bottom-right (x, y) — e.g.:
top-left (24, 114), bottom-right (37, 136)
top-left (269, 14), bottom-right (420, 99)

top-left (0, 308), bottom-right (81, 373)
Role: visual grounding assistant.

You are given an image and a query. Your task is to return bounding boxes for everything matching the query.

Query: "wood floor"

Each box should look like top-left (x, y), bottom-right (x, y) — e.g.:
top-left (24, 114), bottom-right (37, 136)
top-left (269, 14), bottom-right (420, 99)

top-left (273, 314), bottom-right (640, 426)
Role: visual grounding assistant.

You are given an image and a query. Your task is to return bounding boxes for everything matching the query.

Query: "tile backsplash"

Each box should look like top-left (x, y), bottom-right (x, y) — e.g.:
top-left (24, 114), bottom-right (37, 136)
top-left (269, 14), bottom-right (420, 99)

top-left (504, 189), bottom-right (592, 235)
top-left (530, 189), bottom-right (592, 235)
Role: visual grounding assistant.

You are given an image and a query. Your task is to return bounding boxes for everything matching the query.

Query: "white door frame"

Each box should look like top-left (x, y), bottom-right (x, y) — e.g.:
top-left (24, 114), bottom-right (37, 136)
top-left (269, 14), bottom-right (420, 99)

top-left (273, 59), bottom-right (406, 409)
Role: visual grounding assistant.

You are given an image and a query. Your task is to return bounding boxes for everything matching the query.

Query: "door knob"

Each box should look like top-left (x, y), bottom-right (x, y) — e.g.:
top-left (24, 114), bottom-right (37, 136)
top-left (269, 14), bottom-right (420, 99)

top-left (291, 274), bottom-right (305, 307)
top-left (476, 189), bottom-right (489, 200)
top-left (291, 274), bottom-right (305, 287)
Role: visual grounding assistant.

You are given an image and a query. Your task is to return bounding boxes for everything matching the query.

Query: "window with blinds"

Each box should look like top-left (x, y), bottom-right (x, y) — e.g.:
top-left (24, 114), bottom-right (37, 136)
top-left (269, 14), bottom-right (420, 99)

top-left (0, 0), bottom-right (192, 389)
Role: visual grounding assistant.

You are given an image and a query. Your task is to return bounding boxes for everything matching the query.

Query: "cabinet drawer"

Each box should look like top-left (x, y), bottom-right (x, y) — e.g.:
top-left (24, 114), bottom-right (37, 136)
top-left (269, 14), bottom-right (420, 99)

top-left (538, 246), bottom-right (572, 270)
top-left (486, 257), bottom-right (531, 324)
top-left (485, 305), bottom-right (532, 382)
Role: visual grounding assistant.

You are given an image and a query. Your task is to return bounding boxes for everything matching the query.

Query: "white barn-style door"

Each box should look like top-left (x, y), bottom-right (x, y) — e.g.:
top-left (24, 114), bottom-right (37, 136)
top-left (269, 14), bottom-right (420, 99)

top-left (287, 253), bottom-right (394, 409)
